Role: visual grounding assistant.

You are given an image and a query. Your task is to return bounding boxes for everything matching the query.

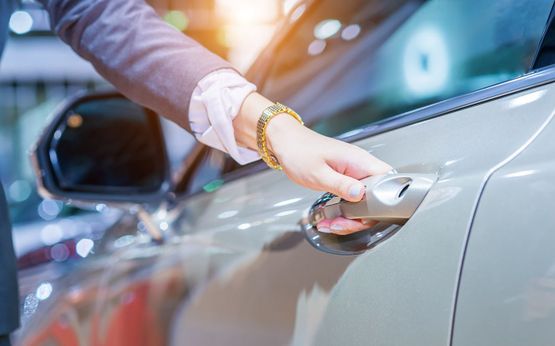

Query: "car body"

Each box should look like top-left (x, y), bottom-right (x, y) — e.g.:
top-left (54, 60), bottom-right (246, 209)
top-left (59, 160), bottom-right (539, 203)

top-left (15, 0), bottom-right (555, 345)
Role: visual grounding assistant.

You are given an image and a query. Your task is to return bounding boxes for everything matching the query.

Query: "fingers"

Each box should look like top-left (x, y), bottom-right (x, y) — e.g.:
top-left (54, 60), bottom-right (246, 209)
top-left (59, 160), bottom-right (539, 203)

top-left (356, 151), bottom-right (393, 176)
top-left (315, 219), bottom-right (331, 232)
top-left (335, 146), bottom-right (393, 179)
top-left (316, 166), bottom-right (366, 202)
top-left (317, 217), bottom-right (377, 235)
top-left (311, 149), bottom-right (392, 202)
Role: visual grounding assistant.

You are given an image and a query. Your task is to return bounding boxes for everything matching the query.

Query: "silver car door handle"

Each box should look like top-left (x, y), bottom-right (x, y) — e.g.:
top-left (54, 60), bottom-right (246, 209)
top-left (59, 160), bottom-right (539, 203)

top-left (308, 173), bottom-right (437, 226)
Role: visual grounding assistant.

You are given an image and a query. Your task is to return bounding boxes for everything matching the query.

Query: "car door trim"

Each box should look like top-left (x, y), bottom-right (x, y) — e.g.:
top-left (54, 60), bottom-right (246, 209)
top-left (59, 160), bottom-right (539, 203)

top-left (337, 67), bottom-right (555, 143)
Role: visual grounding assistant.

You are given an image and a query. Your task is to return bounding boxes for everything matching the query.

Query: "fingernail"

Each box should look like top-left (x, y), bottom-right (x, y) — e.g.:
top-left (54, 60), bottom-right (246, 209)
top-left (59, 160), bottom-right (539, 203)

top-left (330, 224), bottom-right (344, 232)
top-left (348, 184), bottom-right (363, 199)
top-left (318, 227), bottom-right (331, 233)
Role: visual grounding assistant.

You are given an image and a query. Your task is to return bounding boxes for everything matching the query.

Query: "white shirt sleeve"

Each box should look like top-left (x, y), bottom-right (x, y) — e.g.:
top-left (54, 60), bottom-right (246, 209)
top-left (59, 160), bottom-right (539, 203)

top-left (188, 69), bottom-right (260, 165)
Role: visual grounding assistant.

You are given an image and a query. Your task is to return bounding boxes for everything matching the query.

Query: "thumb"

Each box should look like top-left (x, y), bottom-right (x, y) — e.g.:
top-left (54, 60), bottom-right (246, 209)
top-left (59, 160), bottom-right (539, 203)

top-left (316, 167), bottom-right (366, 202)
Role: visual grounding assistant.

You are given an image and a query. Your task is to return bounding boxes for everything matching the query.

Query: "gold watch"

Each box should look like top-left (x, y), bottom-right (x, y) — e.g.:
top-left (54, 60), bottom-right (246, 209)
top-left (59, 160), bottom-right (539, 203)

top-left (256, 102), bottom-right (303, 170)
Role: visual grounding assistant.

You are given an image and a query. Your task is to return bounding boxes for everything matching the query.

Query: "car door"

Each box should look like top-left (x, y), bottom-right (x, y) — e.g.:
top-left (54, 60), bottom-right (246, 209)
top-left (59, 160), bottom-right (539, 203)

top-left (452, 13), bottom-right (555, 346)
top-left (89, 1), bottom-right (555, 346)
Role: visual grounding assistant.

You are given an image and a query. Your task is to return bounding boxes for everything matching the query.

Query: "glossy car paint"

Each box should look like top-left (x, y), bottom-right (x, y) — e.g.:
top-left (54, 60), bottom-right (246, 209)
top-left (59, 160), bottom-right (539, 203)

top-left (165, 84), bottom-right (555, 346)
top-left (452, 94), bottom-right (555, 345)
top-left (16, 80), bottom-right (555, 345)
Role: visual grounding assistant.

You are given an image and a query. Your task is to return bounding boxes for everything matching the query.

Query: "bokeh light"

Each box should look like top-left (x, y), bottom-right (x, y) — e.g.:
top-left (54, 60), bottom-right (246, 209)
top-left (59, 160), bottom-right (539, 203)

top-left (40, 224), bottom-right (63, 245)
top-left (9, 11), bottom-right (33, 35)
top-left (341, 24), bottom-right (361, 41)
top-left (164, 10), bottom-right (189, 32)
top-left (50, 243), bottom-right (70, 262)
top-left (38, 199), bottom-right (63, 220)
top-left (8, 180), bottom-right (32, 203)
top-left (308, 39), bottom-right (326, 56)
top-left (216, 0), bottom-right (282, 71)
top-left (289, 4), bottom-right (306, 22)
top-left (314, 19), bottom-right (341, 40)
top-left (403, 26), bottom-right (449, 96)
top-left (76, 238), bottom-right (94, 257)
top-left (35, 283), bottom-right (53, 301)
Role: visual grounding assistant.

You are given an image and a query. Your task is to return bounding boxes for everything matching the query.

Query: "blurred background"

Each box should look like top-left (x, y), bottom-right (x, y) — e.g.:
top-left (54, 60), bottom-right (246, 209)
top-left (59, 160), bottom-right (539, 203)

top-left (0, 0), bottom-right (297, 259)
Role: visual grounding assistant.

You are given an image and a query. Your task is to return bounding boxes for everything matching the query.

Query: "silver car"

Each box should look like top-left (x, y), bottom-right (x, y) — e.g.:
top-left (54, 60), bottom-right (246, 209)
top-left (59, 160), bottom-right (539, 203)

top-left (17, 0), bottom-right (555, 345)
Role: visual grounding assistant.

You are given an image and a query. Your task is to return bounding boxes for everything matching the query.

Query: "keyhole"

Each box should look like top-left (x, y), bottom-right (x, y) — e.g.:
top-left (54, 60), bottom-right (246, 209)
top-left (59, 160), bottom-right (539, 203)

top-left (398, 184), bottom-right (410, 198)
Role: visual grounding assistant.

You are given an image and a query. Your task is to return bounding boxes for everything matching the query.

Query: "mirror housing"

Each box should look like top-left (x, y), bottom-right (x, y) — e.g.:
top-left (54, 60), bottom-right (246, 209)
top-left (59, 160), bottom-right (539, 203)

top-left (32, 91), bottom-right (171, 204)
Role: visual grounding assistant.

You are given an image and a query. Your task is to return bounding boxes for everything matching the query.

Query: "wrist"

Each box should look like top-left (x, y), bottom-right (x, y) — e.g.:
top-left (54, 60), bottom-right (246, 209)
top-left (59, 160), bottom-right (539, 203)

top-left (234, 94), bottom-right (305, 166)
top-left (233, 92), bottom-right (273, 150)
top-left (266, 113), bottom-right (305, 158)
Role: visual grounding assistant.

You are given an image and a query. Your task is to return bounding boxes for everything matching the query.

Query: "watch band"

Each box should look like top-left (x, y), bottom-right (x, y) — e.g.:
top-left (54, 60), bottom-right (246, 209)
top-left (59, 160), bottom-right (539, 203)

top-left (256, 102), bottom-right (303, 170)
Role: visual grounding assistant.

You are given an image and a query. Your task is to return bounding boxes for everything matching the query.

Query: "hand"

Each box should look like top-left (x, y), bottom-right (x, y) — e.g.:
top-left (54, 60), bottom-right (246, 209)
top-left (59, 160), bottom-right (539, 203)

top-left (266, 115), bottom-right (391, 234)
top-left (233, 93), bottom-right (392, 235)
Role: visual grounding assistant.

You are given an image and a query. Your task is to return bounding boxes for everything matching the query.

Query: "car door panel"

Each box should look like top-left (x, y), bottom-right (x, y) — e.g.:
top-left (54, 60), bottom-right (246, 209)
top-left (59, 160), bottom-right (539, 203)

top-left (18, 81), bottom-right (555, 346)
top-left (304, 85), bottom-right (555, 346)
top-left (168, 233), bottom-right (354, 346)
top-left (452, 91), bottom-right (555, 346)
top-left (90, 83), bottom-right (555, 346)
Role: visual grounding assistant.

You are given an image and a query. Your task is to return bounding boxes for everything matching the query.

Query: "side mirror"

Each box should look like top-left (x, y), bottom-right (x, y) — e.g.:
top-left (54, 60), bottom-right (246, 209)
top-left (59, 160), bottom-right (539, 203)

top-left (32, 91), bottom-right (171, 204)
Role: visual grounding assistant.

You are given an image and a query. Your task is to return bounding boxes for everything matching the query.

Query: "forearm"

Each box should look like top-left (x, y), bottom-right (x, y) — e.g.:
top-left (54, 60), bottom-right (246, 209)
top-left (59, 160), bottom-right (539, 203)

top-left (39, 0), bottom-right (232, 131)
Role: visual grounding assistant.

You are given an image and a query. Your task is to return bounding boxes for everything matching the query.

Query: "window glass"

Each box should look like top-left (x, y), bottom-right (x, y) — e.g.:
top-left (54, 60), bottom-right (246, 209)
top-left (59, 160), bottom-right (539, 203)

top-left (263, 0), bottom-right (554, 137)
top-left (185, 149), bottom-right (227, 195)
top-left (179, 147), bottom-right (243, 196)
top-left (534, 9), bottom-right (555, 69)
top-left (183, 0), bottom-right (554, 196)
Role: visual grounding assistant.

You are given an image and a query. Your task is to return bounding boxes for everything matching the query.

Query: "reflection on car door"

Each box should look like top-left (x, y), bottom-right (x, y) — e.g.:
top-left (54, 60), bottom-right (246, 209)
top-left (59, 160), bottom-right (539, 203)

top-left (160, 83), bottom-right (555, 346)
top-left (452, 89), bottom-right (555, 346)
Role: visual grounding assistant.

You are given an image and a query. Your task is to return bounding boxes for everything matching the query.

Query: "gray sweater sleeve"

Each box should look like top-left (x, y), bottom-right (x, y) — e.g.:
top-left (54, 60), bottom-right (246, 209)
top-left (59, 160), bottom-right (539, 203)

top-left (38, 0), bottom-right (233, 131)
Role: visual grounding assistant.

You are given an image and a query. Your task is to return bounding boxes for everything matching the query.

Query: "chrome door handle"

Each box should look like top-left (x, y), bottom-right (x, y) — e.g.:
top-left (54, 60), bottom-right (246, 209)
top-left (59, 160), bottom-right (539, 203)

top-left (308, 173), bottom-right (437, 226)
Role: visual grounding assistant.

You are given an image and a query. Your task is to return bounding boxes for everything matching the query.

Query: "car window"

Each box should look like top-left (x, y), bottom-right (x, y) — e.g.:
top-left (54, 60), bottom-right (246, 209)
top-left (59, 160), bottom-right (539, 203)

top-left (262, 0), bottom-right (554, 137)
top-left (185, 148), bottom-right (228, 195)
top-left (181, 0), bottom-right (555, 196)
top-left (177, 146), bottom-right (243, 196)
